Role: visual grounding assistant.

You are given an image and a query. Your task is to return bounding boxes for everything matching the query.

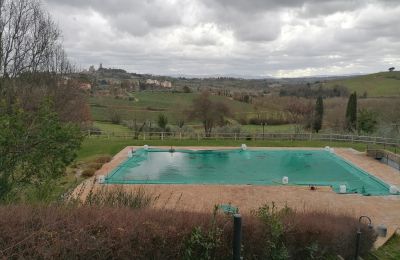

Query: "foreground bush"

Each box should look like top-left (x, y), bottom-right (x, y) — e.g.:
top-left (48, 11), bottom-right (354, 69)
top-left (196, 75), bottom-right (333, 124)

top-left (0, 204), bottom-right (376, 259)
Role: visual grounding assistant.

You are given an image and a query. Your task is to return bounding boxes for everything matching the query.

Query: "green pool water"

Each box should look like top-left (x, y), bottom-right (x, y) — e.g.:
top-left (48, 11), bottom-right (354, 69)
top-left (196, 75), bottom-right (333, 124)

top-left (105, 148), bottom-right (394, 195)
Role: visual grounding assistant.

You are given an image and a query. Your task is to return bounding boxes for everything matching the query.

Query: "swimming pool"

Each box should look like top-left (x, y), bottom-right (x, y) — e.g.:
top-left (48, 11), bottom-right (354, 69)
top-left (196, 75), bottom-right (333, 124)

top-left (105, 148), bottom-right (394, 196)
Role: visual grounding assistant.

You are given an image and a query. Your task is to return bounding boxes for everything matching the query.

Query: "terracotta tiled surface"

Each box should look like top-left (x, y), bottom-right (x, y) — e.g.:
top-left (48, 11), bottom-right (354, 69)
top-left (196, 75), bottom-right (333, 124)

top-left (78, 146), bottom-right (400, 247)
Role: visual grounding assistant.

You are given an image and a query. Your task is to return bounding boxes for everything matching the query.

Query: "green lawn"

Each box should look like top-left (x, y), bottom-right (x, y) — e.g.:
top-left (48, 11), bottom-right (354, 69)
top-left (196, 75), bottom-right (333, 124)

top-left (326, 72), bottom-right (400, 97)
top-left (93, 121), bottom-right (131, 133)
top-left (366, 234), bottom-right (400, 260)
top-left (241, 124), bottom-right (295, 133)
top-left (77, 137), bottom-right (368, 161)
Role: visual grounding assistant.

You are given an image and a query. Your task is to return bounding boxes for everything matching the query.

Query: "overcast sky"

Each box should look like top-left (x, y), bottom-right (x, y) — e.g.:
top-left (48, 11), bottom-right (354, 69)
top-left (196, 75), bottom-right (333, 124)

top-left (43, 0), bottom-right (400, 78)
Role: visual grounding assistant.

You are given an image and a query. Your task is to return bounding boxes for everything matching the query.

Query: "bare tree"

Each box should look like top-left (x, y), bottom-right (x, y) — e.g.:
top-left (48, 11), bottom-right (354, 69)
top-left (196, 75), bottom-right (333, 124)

top-left (285, 98), bottom-right (314, 129)
top-left (188, 91), bottom-right (231, 137)
top-left (0, 0), bottom-right (70, 78)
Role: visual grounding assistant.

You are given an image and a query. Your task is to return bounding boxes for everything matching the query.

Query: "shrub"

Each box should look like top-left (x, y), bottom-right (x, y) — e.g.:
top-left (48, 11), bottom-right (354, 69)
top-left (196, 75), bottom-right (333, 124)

top-left (94, 156), bottom-right (112, 164)
top-left (108, 108), bottom-right (121, 124)
top-left (0, 203), bottom-right (376, 259)
top-left (87, 126), bottom-right (102, 135)
top-left (81, 168), bottom-right (96, 177)
top-left (215, 125), bottom-right (241, 134)
top-left (87, 162), bottom-right (103, 170)
top-left (79, 186), bottom-right (160, 209)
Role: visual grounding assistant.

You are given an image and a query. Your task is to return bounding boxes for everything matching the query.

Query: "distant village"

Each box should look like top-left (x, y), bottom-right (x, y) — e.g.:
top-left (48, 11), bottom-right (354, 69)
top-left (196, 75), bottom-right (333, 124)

top-left (78, 63), bottom-right (173, 91)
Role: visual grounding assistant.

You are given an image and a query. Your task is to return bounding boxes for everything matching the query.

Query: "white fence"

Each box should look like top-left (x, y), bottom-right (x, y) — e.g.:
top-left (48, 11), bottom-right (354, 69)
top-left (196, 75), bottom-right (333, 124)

top-left (85, 130), bottom-right (400, 147)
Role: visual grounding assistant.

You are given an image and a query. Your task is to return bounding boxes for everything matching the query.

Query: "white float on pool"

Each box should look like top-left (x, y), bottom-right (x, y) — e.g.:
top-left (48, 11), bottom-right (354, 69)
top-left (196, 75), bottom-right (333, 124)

top-left (389, 185), bottom-right (399, 194)
top-left (324, 146), bottom-right (330, 151)
top-left (241, 144), bottom-right (247, 151)
top-left (282, 176), bottom-right (289, 184)
top-left (97, 175), bottom-right (105, 184)
top-left (127, 150), bottom-right (133, 158)
top-left (144, 144), bottom-right (149, 150)
top-left (339, 184), bottom-right (347, 194)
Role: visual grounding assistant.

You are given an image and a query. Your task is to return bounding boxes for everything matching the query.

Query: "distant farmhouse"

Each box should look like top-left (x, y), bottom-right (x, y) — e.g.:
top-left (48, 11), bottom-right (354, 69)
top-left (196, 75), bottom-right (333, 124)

top-left (145, 79), bottom-right (172, 88)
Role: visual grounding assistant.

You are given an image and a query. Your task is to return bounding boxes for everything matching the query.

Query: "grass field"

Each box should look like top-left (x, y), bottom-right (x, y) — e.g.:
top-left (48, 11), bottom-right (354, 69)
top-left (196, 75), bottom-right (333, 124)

top-left (92, 120), bottom-right (297, 134)
top-left (93, 121), bottom-right (131, 132)
top-left (325, 71), bottom-right (400, 97)
top-left (241, 124), bottom-right (296, 133)
top-left (90, 92), bottom-right (256, 123)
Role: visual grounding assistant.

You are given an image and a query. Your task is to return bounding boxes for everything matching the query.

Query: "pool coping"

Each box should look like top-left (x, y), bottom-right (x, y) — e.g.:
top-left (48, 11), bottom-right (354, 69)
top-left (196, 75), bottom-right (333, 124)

top-left (100, 146), bottom-right (400, 196)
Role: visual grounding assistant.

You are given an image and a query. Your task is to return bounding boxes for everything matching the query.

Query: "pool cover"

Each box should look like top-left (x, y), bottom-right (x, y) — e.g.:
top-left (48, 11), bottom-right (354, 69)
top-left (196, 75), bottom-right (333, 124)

top-left (105, 148), bottom-right (395, 196)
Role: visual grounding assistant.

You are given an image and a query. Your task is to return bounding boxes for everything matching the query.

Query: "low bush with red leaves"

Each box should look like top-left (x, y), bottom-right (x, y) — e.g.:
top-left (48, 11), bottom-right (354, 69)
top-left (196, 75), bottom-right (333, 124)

top-left (0, 203), bottom-right (376, 259)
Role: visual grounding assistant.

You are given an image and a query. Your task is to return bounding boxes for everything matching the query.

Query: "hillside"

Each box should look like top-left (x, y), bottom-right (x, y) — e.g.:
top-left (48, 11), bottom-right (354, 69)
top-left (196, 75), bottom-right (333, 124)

top-left (325, 71), bottom-right (400, 97)
top-left (90, 92), bottom-right (256, 123)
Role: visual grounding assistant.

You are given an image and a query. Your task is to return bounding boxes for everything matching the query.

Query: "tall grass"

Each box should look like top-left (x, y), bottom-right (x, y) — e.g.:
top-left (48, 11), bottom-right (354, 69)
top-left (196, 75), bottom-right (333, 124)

top-left (65, 180), bottom-right (160, 209)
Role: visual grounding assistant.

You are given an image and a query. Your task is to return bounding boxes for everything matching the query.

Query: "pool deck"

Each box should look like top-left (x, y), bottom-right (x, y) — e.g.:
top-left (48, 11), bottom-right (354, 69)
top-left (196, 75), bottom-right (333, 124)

top-left (80, 146), bottom-right (400, 247)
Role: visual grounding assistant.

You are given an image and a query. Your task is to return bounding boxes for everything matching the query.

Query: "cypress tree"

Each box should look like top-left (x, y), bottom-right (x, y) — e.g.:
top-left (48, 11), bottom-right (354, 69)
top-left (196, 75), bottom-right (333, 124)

top-left (345, 92), bottom-right (357, 132)
top-left (313, 96), bottom-right (324, 133)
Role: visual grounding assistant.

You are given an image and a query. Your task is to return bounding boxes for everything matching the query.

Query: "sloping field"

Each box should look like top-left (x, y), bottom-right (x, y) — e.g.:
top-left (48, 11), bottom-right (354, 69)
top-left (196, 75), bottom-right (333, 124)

top-left (90, 92), bottom-right (256, 122)
top-left (325, 72), bottom-right (400, 97)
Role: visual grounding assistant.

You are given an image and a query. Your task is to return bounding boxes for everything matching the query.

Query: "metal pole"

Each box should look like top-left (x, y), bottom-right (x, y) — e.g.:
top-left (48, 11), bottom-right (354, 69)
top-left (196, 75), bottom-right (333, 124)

top-left (233, 214), bottom-right (242, 260)
top-left (355, 215), bottom-right (372, 260)
top-left (355, 230), bottom-right (361, 260)
top-left (262, 123), bottom-right (265, 140)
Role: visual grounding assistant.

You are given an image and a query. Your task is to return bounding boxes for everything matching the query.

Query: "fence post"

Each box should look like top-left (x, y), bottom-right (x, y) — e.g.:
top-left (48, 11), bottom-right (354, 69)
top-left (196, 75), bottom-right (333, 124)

top-left (88, 129), bottom-right (91, 138)
top-left (161, 132), bottom-right (164, 141)
top-left (235, 133), bottom-right (237, 141)
top-left (233, 214), bottom-right (242, 260)
top-left (143, 132), bottom-right (146, 141)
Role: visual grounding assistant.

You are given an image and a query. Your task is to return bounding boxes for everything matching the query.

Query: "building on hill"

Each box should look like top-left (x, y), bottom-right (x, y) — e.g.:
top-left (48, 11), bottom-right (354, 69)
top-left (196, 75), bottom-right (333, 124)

top-left (145, 79), bottom-right (172, 88)
top-left (89, 65), bottom-right (96, 74)
top-left (161, 81), bottom-right (172, 88)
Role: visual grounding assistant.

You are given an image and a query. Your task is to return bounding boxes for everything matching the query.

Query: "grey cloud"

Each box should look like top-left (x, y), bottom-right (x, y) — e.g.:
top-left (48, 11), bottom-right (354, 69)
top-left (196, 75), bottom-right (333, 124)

top-left (43, 0), bottom-right (400, 77)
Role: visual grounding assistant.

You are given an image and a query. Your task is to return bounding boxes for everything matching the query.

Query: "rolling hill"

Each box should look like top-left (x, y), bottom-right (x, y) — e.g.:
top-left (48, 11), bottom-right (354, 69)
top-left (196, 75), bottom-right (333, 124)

top-left (325, 71), bottom-right (400, 97)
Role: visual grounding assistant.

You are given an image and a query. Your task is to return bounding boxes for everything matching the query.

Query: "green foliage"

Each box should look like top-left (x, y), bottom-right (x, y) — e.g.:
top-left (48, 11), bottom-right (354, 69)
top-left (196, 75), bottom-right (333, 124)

top-left (183, 86), bottom-right (192, 93)
top-left (366, 234), bottom-right (400, 260)
top-left (345, 92), bottom-right (358, 132)
top-left (184, 207), bottom-right (223, 260)
top-left (313, 96), bottom-right (324, 133)
top-left (358, 109), bottom-right (378, 134)
top-left (255, 203), bottom-right (291, 260)
top-left (108, 108), bottom-right (121, 124)
top-left (157, 113), bottom-right (168, 130)
top-left (0, 99), bottom-right (83, 201)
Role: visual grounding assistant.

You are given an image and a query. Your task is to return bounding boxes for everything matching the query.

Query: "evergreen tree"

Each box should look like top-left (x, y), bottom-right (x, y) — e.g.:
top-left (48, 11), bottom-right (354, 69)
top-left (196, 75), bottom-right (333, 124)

top-left (345, 92), bottom-right (357, 132)
top-left (313, 96), bottom-right (324, 133)
top-left (157, 114), bottom-right (168, 131)
top-left (358, 109), bottom-right (378, 134)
